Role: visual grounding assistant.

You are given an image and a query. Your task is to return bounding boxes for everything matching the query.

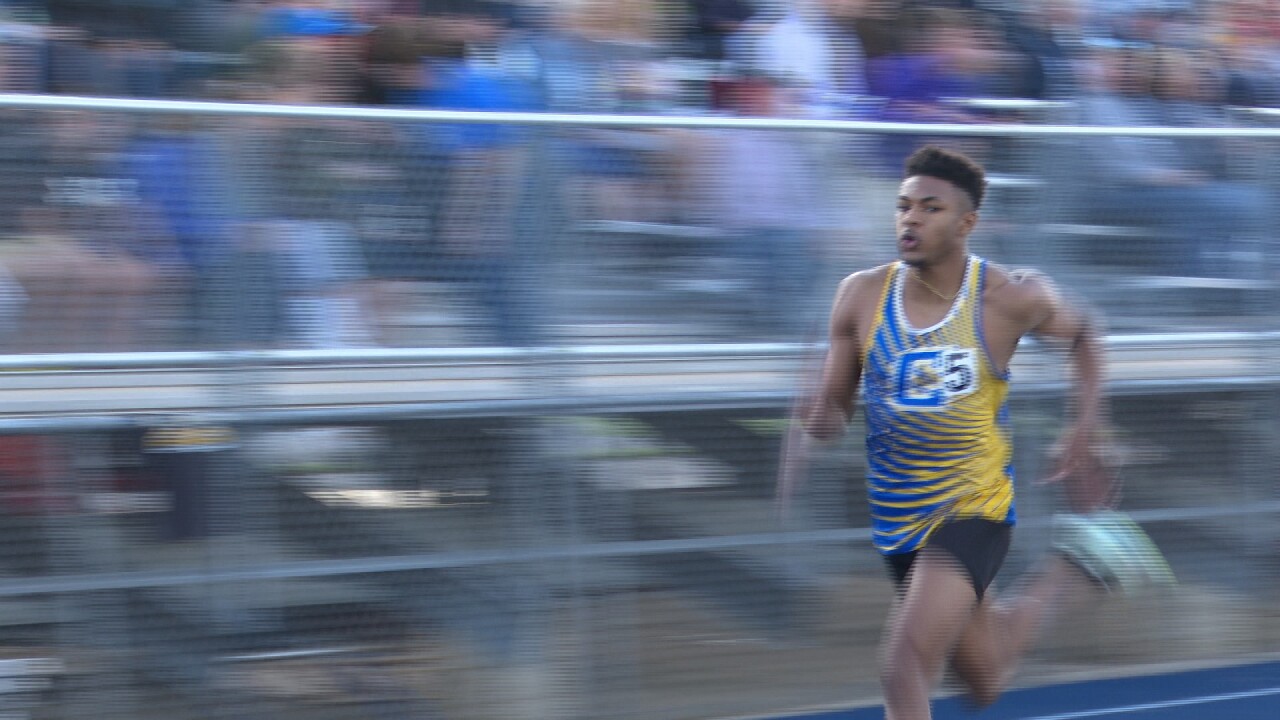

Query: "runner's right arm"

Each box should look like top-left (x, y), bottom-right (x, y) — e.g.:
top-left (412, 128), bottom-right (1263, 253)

top-left (803, 272), bottom-right (868, 441)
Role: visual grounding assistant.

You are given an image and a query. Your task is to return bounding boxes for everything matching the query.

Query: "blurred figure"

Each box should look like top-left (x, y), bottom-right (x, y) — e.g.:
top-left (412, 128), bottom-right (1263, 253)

top-left (356, 21), bottom-right (458, 106)
top-left (0, 7), bottom-right (56, 95)
top-left (728, 0), bottom-right (869, 119)
top-left (1209, 0), bottom-right (1280, 107)
top-left (1078, 39), bottom-right (1268, 277)
top-left (352, 3), bottom-right (540, 346)
top-left (685, 0), bottom-right (754, 61)
top-left (1152, 46), bottom-right (1273, 274)
top-left (533, 0), bottom-right (677, 224)
top-left (1100, 2), bottom-right (1205, 48)
top-left (347, 21), bottom-right (457, 345)
top-left (368, 2), bottom-right (541, 347)
top-left (257, 0), bottom-right (367, 103)
top-left (852, 0), bottom-right (985, 60)
top-left (718, 1), bottom-right (876, 280)
top-left (423, 1), bottom-right (540, 347)
top-left (204, 42), bottom-right (375, 348)
top-left (123, 115), bottom-right (237, 347)
top-left (0, 112), bottom-right (185, 351)
top-left (1003, 0), bottom-right (1089, 100)
top-left (850, 0), bottom-right (907, 60)
top-left (94, 35), bottom-right (176, 98)
top-left (867, 8), bottom-right (1015, 117)
top-left (865, 8), bottom-right (1010, 174)
top-left (261, 0), bottom-right (366, 39)
top-left (44, 0), bottom-right (179, 97)
top-left (712, 70), bottom-right (822, 338)
top-left (1153, 47), bottom-right (1230, 172)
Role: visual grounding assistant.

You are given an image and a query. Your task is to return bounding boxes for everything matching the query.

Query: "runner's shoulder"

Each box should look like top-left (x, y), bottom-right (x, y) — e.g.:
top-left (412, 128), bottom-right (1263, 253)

top-left (829, 266), bottom-right (892, 338)
top-left (982, 263), bottom-right (1060, 309)
top-left (835, 264), bottom-right (894, 307)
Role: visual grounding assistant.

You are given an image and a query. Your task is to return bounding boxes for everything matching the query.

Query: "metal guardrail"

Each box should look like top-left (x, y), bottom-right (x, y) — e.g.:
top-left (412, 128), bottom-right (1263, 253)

top-left (0, 343), bottom-right (808, 370)
top-left (0, 331), bottom-right (1268, 366)
top-left (5, 93), bottom-right (1280, 137)
top-left (1234, 107), bottom-right (1280, 119)
top-left (0, 94), bottom-right (1270, 720)
top-left (3, 498), bottom-right (1277, 599)
top-left (0, 332), bottom-right (1272, 432)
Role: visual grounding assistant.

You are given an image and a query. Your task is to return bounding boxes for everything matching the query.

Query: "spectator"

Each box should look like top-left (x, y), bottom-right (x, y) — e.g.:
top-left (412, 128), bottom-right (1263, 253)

top-left (532, 0), bottom-right (677, 223)
top-left (1153, 47), bottom-right (1231, 176)
top-left (0, 112), bottom-right (184, 351)
top-left (865, 8), bottom-right (1009, 174)
top-left (685, 0), bottom-right (754, 61)
top-left (1209, 0), bottom-right (1280, 107)
top-left (353, 4), bottom-right (541, 346)
top-left (1077, 39), bottom-right (1268, 277)
top-left (867, 8), bottom-right (1015, 112)
top-left (356, 21), bottom-right (462, 106)
top-left (261, 2), bottom-right (366, 40)
top-left (852, 0), bottom-right (978, 61)
top-left (256, 2), bottom-right (368, 104)
top-left (851, 0), bottom-right (905, 60)
top-left (44, 0), bottom-right (180, 97)
top-left (730, 0), bottom-right (869, 119)
top-left (712, 70), bottom-right (823, 338)
top-left (420, 1), bottom-right (541, 346)
top-left (1096, 2), bottom-right (1201, 47)
top-left (1003, 0), bottom-right (1089, 100)
top-left (350, 19), bottom-right (478, 345)
top-left (0, 11), bottom-right (54, 94)
top-left (0, 1), bottom-right (48, 24)
top-left (203, 42), bottom-right (376, 348)
top-left (122, 115), bottom-right (236, 347)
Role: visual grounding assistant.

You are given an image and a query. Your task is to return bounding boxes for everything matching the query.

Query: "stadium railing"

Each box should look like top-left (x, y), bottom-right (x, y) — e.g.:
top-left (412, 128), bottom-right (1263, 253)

top-left (0, 93), bottom-right (1273, 720)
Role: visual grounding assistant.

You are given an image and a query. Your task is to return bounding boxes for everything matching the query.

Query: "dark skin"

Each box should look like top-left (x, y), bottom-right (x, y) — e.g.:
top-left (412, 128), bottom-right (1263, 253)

top-left (799, 175), bottom-right (1104, 719)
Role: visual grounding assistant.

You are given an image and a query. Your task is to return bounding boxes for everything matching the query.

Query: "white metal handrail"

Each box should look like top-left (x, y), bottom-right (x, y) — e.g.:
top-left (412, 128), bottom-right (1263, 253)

top-left (1233, 106), bottom-right (1280, 119)
top-left (4, 93), bottom-right (1280, 137)
top-left (0, 332), bottom-right (1272, 371)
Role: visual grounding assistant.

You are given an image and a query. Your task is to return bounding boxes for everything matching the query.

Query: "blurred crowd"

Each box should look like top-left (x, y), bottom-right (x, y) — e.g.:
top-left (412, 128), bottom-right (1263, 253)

top-left (0, 0), bottom-right (1274, 113)
top-left (0, 0), bottom-right (1275, 352)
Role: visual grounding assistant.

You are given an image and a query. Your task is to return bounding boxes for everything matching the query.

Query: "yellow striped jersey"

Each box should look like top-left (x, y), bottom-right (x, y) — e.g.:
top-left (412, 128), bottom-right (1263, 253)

top-left (861, 255), bottom-right (1015, 555)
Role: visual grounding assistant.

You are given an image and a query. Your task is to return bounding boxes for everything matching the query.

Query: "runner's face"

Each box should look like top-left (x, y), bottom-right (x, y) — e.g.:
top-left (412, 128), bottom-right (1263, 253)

top-left (895, 175), bottom-right (977, 268)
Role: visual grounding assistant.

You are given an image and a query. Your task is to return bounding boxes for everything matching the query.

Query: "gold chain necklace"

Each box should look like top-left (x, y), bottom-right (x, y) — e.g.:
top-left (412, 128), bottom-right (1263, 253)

top-left (910, 271), bottom-right (959, 302)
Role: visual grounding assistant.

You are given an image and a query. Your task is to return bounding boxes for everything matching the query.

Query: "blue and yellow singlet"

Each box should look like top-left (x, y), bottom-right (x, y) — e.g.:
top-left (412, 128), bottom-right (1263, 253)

top-left (861, 255), bottom-right (1014, 555)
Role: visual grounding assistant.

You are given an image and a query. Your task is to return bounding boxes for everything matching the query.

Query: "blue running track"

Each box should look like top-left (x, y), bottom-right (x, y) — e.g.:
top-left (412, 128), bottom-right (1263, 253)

top-left (762, 661), bottom-right (1280, 720)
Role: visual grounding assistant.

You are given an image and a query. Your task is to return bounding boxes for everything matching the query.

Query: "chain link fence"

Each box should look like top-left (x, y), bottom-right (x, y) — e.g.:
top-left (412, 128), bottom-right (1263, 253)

top-left (0, 96), bottom-right (1274, 719)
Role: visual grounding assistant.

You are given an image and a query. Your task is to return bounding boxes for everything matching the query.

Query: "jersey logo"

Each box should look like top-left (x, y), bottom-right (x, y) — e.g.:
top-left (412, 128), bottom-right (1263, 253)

top-left (895, 346), bottom-right (978, 408)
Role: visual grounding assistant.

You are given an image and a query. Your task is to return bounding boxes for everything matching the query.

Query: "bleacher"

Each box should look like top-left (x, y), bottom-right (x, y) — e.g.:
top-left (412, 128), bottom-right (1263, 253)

top-left (0, 91), bottom-right (1273, 719)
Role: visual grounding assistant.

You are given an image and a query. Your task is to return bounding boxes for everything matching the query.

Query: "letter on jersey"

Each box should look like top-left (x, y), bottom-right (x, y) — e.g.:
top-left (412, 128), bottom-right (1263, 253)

top-left (895, 347), bottom-right (978, 409)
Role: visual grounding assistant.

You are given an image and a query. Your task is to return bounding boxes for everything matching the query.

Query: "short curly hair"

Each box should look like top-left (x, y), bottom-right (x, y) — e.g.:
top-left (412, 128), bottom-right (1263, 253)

top-left (904, 146), bottom-right (987, 210)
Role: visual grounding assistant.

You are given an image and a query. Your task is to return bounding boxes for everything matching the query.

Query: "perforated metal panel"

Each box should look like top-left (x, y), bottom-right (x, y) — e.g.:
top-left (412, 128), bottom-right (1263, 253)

top-left (0, 93), bottom-right (1273, 720)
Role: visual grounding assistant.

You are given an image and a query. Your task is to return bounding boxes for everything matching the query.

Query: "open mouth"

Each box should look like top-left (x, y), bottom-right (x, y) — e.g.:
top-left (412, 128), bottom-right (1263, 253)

top-left (899, 233), bottom-right (919, 251)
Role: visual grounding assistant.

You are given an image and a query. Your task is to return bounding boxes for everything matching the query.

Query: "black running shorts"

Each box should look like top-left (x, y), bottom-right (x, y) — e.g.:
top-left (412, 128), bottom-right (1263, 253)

top-left (884, 518), bottom-right (1012, 601)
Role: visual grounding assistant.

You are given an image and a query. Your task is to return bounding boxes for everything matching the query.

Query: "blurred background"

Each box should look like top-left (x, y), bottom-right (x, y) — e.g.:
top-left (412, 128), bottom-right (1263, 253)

top-left (0, 0), bottom-right (1275, 718)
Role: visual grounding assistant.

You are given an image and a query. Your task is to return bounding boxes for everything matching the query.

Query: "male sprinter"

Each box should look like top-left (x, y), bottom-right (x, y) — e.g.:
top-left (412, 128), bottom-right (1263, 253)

top-left (796, 146), bottom-right (1171, 718)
